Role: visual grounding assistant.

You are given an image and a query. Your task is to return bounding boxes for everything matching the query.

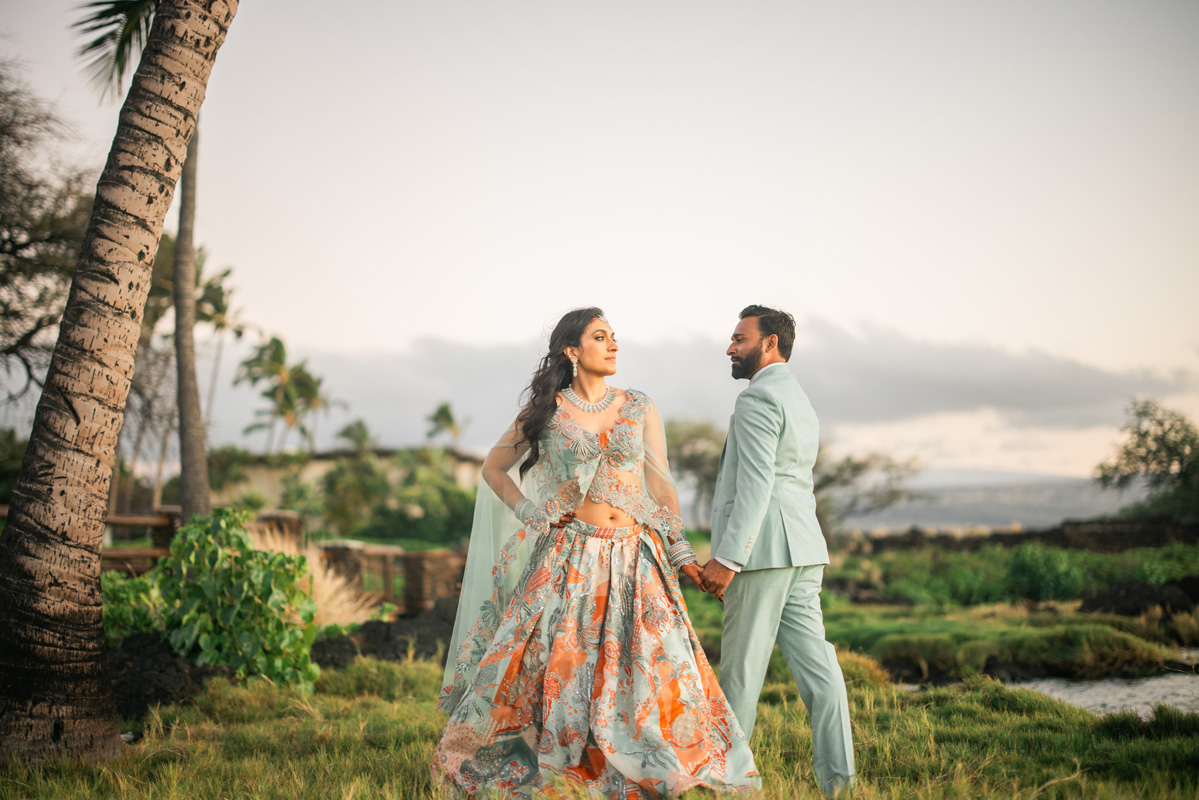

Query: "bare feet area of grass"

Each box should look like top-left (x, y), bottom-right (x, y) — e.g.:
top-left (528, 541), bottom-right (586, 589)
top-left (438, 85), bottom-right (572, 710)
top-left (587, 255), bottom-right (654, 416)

top-left (4, 654), bottom-right (1197, 799)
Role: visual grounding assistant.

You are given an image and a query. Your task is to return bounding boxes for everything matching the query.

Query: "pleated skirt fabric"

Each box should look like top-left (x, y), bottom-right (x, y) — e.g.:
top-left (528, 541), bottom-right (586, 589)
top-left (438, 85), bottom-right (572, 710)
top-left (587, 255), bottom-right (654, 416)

top-left (434, 519), bottom-right (760, 798)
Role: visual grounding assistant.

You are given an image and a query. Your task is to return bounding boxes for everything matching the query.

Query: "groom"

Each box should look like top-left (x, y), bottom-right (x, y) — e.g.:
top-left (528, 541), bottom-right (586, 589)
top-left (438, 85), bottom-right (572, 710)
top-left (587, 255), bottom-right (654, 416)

top-left (699, 305), bottom-right (855, 797)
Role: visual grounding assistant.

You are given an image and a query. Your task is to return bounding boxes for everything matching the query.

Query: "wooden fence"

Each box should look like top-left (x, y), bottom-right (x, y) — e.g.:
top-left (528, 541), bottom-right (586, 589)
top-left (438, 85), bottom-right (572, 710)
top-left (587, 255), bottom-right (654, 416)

top-left (0, 506), bottom-right (457, 613)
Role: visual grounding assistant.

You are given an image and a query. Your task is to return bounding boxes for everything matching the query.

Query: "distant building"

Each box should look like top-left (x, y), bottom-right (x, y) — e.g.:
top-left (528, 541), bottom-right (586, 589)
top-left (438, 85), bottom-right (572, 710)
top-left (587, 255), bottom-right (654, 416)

top-left (210, 446), bottom-right (483, 509)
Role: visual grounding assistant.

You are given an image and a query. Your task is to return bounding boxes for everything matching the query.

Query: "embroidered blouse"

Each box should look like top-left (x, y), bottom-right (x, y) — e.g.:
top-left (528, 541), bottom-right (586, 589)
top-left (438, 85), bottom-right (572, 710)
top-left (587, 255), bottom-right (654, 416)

top-left (485, 389), bottom-right (697, 571)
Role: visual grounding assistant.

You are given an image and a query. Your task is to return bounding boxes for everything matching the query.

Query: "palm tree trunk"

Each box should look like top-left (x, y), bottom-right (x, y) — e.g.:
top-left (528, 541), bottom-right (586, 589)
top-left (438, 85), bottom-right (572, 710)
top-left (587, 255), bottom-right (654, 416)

top-left (152, 414), bottom-right (175, 509)
top-left (173, 126), bottom-right (211, 522)
top-left (0, 0), bottom-right (238, 765)
top-left (204, 330), bottom-right (224, 432)
top-left (122, 395), bottom-right (154, 512)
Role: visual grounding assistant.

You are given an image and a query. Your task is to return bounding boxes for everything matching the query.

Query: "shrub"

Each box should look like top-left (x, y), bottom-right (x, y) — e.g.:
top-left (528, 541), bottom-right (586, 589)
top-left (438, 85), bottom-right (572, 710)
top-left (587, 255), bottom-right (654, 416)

top-left (1007, 543), bottom-right (1083, 602)
top-left (207, 444), bottom-right (256, 492)
top-left (230, 489), bottom-right (268, 513)
top-left (837, 650), bottom-right (892, 690)
top-left (361, 465), bottom-right (475, 544)
top-left (101, 570), bottom-right (163, 647)
top-left (157, 508), bottom-right (321, 692)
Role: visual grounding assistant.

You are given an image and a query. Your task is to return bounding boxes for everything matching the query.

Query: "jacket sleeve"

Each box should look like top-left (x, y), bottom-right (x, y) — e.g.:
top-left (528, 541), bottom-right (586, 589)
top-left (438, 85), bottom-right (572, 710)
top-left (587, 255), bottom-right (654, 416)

top-left (713, 389), bottom-right (781, 567)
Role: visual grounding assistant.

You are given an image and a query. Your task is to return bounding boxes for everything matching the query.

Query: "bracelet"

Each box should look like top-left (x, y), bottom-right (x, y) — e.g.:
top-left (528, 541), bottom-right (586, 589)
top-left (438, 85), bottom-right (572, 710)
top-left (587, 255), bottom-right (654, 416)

top-left (668, 541), bottom-right (697, 569)
top-left (515, 498), bottom-right (536, 524)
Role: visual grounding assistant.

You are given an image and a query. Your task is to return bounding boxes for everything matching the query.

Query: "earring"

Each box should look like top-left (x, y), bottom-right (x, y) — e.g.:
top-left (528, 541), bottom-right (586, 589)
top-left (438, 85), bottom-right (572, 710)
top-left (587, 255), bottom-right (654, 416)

top-left (571, 358), bottom-right (578, 377)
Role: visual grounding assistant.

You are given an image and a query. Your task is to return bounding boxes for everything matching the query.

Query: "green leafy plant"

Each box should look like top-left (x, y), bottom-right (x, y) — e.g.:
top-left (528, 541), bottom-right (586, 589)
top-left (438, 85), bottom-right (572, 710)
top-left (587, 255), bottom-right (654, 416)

top-left (100, 570), bottom-right (164, 647)
top-left (157, 508), bottom-right (320, 692)
top-left (372, 602), bottom-right (397, 622)
top-left (1007, 543), bottom-right (1083, 602)
top-left (206, 444), bottom-right (256, 492)
top-left (231, 489), bottom-right (269, 513)
top-left (360, 447), bottom-right (475, 544)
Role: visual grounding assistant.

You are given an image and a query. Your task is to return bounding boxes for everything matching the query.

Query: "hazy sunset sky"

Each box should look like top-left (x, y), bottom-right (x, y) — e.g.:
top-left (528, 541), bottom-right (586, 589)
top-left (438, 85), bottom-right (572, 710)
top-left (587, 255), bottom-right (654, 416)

top-left (2, 1), bottom-right (1197, 479)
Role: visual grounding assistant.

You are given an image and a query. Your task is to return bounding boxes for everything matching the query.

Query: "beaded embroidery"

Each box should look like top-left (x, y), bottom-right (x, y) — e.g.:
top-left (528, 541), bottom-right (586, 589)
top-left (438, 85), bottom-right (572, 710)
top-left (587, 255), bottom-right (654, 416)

top-left (542, 389), bottom-right (694, 568)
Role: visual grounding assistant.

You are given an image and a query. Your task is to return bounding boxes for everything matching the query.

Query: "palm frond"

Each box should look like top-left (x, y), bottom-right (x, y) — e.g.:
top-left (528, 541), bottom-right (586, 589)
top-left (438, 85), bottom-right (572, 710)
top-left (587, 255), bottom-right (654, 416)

top-left (72, 0), bottom-right (160, 101)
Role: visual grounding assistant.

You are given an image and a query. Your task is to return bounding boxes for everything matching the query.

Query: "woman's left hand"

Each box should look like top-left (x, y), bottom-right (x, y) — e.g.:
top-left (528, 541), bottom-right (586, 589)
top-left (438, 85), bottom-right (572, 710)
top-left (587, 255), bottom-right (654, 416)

top-left (680, 562), bottom-right (707, 592)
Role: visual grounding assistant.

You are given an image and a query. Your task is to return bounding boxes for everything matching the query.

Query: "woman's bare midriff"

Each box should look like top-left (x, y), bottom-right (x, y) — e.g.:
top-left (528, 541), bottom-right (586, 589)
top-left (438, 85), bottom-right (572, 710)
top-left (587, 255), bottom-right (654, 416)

top-left (572, 499), bottom-right (637, 528)
top-left (571, 468), bottom-right (640, 528)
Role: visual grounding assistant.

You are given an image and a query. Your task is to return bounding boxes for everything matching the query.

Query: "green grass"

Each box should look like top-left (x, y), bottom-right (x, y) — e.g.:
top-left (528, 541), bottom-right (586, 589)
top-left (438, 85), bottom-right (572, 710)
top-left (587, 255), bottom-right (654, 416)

top-left (825, 605), bottom-right (1174, 681)
top-left (361, 571), bottom-right (405, 599)
top-left (828, 541), bottom-right (1199, 607)
top-left (680, 590), bottom-right (1178, 683)
top-left (4, 655), bottom-right (1196, 799)
top-left (308, 532), bottom-right (455, 552)
top-left (105, 536), bottom-right (153, 550)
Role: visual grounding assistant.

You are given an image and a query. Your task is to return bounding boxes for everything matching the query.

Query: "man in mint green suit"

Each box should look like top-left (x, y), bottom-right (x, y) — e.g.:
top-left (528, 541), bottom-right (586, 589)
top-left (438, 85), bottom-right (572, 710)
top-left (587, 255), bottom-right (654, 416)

top-left (699, 305), bottom-right (855, 797)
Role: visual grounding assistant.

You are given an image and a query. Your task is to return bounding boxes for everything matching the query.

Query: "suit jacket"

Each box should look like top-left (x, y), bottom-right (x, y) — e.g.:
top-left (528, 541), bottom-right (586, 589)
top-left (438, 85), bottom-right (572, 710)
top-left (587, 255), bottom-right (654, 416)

top-left (710, 364), bottom-right (829, 571)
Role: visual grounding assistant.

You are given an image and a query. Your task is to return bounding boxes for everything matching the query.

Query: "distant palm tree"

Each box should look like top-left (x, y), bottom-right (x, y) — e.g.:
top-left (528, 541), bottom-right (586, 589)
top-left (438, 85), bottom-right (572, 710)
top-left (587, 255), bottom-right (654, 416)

top-left (74, 0), bottom-right (212, 521)
top-left (290, 364), bottom-right (338, 452)
top-left (337, 419), bottom-right (375, 453)
top-left (195, 266), bottom-right (249, 431)
top-left (323, 420), bottom-right (389, 536)
top-left (236, 336), bottom-right (290, 453)
top-left (0, 0), bottom-right (238, 763)
top-left (426, 401), bottom-right (467, 445)
top-left (236, 341), bottom-right (334, 454)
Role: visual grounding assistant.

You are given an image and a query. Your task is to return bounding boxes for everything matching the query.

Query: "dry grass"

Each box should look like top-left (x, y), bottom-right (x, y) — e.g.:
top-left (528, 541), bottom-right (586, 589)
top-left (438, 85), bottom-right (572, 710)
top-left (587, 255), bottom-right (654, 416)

top-left (1165, 608), bottom-right (1199, 647)
top-left (6, 656), bottom-right (1198, 799)
top-left (248, 527), bottom-right (379, 628)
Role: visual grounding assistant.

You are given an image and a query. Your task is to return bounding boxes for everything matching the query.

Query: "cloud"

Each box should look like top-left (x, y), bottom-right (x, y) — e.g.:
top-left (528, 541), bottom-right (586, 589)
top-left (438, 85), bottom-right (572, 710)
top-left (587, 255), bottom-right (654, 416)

top-left (3, 319), bottom-right (1179, 461)
top-left (792, 319), bottom-right (1188, 429)
top-left (198, 319), bottom-right (1188, 457)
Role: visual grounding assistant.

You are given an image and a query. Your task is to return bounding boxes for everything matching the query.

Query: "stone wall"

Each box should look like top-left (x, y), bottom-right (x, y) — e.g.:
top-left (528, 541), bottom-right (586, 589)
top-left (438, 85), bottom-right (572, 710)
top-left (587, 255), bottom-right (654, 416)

top-left (402, 550), bottom-right (467, 615)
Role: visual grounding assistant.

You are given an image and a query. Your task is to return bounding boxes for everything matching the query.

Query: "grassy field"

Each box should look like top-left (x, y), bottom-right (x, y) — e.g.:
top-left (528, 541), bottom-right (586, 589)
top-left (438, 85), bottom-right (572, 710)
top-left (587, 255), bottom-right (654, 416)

top-left (827, 541), bottom-right (1199, 608)
top-left (680, 585), bottom-right (1194, 684)
top-left (3, 654), bottom-right (1196, 799)
top-left (48, 531), bottom-right (1192, 797)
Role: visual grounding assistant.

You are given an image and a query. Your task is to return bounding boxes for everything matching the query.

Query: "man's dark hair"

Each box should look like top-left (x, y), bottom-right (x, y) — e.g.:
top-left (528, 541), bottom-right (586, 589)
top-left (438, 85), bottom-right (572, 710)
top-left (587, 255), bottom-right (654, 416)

top-left (739, 304), bottom-right (796, 361)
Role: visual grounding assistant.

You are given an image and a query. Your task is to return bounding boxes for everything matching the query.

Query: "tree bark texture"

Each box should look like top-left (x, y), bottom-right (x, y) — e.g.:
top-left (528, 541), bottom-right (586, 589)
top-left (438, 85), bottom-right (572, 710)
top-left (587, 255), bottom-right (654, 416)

top-left (0, 0), bottom-right (238, 765)
top-left (172, 126), bottom-right (212, 521)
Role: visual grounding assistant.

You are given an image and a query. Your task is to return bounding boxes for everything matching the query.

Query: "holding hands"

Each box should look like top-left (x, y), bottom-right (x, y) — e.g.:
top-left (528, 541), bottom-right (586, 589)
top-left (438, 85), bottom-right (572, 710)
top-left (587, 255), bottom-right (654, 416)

top-left (699, 559), bottom-right (736, 602)
top-left (680, 562), bottom-right (707, 592)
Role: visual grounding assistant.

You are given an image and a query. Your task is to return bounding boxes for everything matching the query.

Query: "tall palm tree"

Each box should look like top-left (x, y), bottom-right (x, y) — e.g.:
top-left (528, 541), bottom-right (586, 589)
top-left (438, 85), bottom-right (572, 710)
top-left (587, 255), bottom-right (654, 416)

top-left (0, 0), bottom-right (238, 764)
top-left (74, 0), bottom-right (212, 521)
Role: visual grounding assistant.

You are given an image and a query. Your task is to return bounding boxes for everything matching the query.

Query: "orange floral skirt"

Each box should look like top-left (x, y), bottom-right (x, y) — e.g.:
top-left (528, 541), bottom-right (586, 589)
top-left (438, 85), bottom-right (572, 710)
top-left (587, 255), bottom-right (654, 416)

top-left (434, 519), bottom-right (759, 798)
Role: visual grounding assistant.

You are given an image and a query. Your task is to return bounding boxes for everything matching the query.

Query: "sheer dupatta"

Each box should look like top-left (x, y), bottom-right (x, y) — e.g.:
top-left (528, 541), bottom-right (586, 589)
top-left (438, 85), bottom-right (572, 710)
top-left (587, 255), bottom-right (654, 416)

top-left (440, 391), bottom-right (697, 704)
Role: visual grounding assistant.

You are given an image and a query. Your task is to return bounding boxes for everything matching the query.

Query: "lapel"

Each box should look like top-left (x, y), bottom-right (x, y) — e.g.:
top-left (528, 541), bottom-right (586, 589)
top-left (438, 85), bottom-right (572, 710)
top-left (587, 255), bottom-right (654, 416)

top-left (718, 366), bottom-right (789, 483)
top-left (716, 414), bottom-right (734, 477)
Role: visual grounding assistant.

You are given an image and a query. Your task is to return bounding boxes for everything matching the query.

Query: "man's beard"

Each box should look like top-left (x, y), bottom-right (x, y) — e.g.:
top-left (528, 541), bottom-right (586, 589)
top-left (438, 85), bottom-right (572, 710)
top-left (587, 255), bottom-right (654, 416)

top-left (730, 343), bottom-right (765, 380)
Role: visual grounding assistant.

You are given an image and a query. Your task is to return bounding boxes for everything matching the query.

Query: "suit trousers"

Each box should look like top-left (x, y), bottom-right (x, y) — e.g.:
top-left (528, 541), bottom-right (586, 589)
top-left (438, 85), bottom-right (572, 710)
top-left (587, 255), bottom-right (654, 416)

top-left (720, 565), bottom-right (855, 795)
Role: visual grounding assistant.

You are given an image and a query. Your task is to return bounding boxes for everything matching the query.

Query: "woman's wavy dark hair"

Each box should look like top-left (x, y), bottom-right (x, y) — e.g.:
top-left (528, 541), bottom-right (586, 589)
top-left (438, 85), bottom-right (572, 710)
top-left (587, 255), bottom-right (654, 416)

top-left (515, 306), bottom-right (605, 479)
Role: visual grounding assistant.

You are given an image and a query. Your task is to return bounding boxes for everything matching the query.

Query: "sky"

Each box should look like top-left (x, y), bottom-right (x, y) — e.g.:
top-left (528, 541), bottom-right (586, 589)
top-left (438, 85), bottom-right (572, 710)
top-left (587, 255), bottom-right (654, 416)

top-left (2, 0), bottom-right (1197, 481)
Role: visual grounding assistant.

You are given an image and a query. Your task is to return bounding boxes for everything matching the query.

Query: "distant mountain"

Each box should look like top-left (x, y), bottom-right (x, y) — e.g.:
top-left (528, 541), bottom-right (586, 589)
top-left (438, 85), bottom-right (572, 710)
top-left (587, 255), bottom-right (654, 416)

top-left (904, 468), bottom-right (1093, 489)
top-left (843, 475), bottom-right (1147, 531)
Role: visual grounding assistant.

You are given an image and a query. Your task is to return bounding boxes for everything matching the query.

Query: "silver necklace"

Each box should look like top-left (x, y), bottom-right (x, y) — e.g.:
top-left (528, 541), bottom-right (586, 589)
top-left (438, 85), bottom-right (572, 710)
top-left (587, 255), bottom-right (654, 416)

top-left (563, 385), bottom-right (617, 414)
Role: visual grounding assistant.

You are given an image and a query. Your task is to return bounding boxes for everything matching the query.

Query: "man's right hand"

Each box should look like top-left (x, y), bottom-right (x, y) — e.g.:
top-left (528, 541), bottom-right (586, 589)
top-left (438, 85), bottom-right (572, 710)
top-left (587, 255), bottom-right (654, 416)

top-left (699, 559), bottom-right (736, 602)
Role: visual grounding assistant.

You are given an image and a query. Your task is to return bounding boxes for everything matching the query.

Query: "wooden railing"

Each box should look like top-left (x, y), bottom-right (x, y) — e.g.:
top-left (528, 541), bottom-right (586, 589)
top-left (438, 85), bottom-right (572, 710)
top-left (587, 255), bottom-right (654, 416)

top-left (0, 505), bottom-right (179, 576)
top-left (1, 505), bottom-right (467, 614)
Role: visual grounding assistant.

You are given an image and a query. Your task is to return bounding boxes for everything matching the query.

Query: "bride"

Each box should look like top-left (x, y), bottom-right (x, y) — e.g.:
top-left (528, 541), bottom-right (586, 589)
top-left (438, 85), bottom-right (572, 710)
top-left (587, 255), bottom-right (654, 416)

top-left (434, 307), bottom-right (759, 798)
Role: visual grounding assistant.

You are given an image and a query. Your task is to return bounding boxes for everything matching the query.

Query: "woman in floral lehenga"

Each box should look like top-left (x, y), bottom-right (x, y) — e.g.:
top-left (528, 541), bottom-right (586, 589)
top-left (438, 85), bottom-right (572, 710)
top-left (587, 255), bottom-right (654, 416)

top-left (434, 308), bottom-right (759, 798)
